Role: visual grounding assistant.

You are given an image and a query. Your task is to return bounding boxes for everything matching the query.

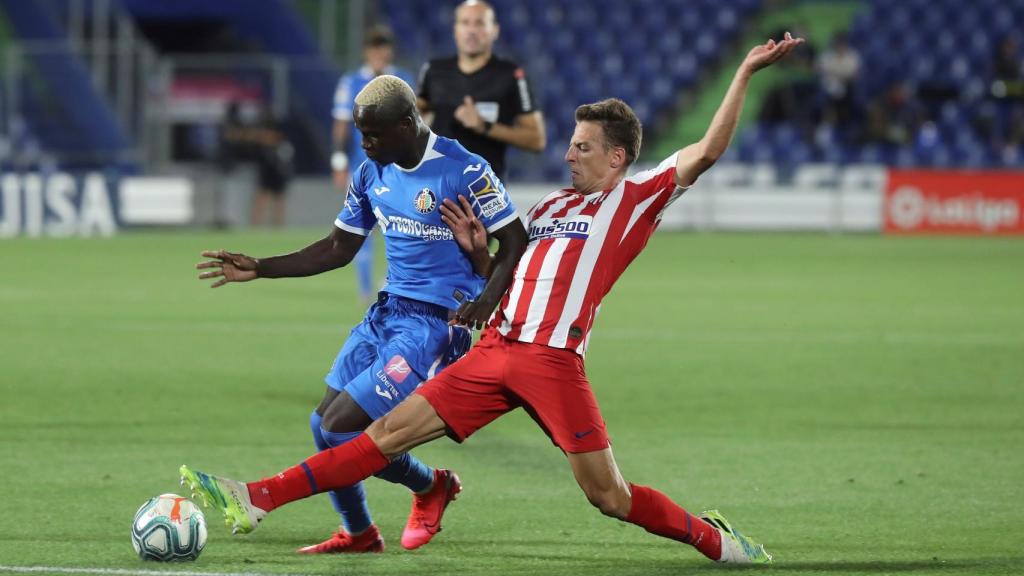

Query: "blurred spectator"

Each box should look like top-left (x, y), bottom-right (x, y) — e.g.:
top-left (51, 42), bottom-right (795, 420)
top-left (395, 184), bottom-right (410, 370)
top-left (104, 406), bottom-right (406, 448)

top-left (250, 106), bottom-right (293, 227)
top-left (758, 26), bottom-right (817, 139)
top-left (332, 26), bottom-right (413, 189)
top-left (218, 102), bottom-right (248, 171)
top-left (817, 33), bottom-right (860, 127)
top-left (865, 83), bottom-right (925, 146)
top-left (1005, 105), bottom-right (1024, 157)
top-left (991, 36), bottom-right (1024, 99)
top-left (332, 25), bottom-right (414, 304)
top-left (986, 37), bottom-right (1024, 161)
top-left (221, 102), bottom-right (294, 227)
top-left (416, 0), bottom-right (545, 180)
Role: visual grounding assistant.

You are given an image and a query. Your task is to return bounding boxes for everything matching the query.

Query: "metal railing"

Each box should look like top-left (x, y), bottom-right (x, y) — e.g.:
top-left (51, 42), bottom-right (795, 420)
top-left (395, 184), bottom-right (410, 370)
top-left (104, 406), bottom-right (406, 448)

top-left (1, 40), bottom-right (148, 168)
top-left (0, 0), bottom-right (372, 172)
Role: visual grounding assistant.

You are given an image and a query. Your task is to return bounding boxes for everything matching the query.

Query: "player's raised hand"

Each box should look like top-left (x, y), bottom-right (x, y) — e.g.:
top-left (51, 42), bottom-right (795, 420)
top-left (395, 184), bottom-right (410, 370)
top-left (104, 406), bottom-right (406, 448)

top-left (441, 195), bottom-right (493, 278)
top-left (196, 249), bottom-right (259, 288)
top-left (440, 195), bottom-right (487, 253)
top-left (742, 32), bottom-right (804, 74)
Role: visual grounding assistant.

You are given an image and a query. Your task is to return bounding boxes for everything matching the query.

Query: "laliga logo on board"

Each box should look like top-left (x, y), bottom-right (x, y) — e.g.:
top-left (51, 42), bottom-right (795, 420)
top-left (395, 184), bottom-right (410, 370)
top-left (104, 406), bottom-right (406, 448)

top-left (888, 186), bottom-right (1020, 232)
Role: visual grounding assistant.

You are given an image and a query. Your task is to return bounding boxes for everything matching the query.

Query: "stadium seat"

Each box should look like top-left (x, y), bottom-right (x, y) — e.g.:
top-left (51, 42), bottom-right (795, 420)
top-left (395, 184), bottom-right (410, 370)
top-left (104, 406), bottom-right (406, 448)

top-left (734, 0), bottom-right (1024, 168)
top-left (379, 0), bottom-right (761, 179)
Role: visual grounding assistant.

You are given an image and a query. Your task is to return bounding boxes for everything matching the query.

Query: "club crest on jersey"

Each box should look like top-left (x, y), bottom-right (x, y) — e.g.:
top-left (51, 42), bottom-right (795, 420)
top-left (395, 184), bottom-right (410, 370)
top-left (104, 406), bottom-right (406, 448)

top-left (414, 188), bottom-right (437, 214)
top-left (528, 215), bottom-right (594, 241)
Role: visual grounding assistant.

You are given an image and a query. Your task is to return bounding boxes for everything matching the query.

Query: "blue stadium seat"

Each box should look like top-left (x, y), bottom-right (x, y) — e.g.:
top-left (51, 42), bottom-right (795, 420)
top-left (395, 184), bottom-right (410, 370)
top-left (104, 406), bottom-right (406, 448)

top-left (380, 0), bottom-right (761, 178)
top-left (770, 0), bottom-right (1024, 168)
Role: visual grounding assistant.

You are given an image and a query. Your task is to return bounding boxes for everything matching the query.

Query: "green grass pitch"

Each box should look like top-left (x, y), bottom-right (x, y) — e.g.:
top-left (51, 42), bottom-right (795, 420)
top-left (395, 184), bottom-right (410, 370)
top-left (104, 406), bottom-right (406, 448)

top-left (1, 231), bottom-right (1022, 576)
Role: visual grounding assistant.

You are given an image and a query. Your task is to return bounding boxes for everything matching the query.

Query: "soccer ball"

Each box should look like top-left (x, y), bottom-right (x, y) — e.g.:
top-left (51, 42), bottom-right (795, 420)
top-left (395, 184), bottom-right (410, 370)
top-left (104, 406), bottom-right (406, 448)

top-left (131, 494), bottom-right (207, 561)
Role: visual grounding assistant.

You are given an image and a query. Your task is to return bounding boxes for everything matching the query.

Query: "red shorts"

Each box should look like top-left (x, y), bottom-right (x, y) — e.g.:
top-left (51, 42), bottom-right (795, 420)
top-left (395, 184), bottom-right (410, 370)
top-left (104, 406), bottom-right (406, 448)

top-left (415, 328), bottom-right (609, 453)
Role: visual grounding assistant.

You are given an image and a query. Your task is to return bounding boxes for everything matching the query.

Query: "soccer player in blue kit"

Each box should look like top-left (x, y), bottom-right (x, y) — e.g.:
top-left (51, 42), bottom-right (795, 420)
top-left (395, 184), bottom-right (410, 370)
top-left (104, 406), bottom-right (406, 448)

top-left (331, 26), bottom-right (415, 305)
top-left (196, 75), bottom-right (527, 553)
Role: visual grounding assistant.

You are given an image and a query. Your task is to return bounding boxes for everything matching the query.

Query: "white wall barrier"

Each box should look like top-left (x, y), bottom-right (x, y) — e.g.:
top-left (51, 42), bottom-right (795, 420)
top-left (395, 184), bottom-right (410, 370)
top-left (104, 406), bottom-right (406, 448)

top-left (509, 163), bottom-right (888, 233)
top-left (0, 171), bottom-right (194, 237)
top-left (4, 164), bottom-right (1021, 236)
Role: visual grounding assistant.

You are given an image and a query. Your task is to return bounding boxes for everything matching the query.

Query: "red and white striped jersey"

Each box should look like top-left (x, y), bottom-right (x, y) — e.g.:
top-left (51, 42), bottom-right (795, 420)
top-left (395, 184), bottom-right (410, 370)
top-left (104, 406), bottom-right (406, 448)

top-left (492, 153), bottom-right (687, 355)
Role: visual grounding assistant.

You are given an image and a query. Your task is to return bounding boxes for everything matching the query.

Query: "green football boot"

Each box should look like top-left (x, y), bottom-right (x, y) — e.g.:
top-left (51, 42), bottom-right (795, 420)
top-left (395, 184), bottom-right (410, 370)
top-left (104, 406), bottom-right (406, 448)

top-left (180, 465), bottom-right (266, 534)
top-left (700, 509), bottom-right (773, 564)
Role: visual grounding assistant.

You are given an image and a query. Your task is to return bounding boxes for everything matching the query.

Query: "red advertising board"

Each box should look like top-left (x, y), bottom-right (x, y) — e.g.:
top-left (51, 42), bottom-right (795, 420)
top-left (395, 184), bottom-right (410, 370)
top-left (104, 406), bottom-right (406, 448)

top-left (884, 171), bottom-right (1024, 235)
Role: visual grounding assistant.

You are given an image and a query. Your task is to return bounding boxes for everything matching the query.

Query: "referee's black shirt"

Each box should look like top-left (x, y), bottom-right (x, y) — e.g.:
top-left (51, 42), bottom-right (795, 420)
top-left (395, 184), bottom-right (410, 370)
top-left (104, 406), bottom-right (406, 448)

top-left (418, 55), bottom-right (538, 179)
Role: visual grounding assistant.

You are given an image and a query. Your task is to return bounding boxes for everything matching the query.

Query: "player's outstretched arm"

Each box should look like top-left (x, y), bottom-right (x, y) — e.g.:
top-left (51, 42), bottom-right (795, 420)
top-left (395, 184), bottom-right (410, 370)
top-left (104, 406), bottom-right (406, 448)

top-left (675, 32), bottom-right (804, 187)
top-left (196, 227), bottom-right (365, 288)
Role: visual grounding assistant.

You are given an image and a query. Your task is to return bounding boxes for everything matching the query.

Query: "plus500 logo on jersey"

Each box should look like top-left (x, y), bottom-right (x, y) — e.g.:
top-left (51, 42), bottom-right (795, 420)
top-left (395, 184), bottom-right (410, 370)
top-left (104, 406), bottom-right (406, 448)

top-left (529, 215), bottom-right (593, 240)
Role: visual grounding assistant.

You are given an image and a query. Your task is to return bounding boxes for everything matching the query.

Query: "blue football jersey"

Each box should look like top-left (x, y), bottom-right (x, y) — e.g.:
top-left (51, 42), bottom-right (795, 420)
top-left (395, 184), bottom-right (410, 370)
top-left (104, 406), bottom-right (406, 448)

top-left (334, 132), bottom-right (519, 310)
top-left (332, 65), bottom-right (415, 167)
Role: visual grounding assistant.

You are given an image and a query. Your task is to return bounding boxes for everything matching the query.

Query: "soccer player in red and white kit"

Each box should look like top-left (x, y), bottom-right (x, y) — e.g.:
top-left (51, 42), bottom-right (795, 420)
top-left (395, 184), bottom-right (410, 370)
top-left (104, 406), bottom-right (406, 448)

top-left (181, 33), bottom-right (802, 564)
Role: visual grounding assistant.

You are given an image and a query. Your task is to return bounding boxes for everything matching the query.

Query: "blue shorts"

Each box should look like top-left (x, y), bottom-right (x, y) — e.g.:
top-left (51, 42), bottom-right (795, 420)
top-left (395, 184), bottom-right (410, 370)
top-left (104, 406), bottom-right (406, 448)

top-left (325, 292), bottom-right (472, 420)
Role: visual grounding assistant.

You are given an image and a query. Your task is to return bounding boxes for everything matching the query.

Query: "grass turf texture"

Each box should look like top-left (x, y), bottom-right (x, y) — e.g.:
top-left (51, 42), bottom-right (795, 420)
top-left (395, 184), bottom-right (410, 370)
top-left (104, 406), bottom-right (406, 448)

top-left (1, 231), bottom-right (1022, 576)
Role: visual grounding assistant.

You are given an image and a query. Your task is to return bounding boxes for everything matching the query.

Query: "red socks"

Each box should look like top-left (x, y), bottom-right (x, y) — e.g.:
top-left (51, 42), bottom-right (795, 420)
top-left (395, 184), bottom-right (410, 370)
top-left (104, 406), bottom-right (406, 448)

top-left (242, 436), bottom-right (721, 562)
top-left (247, 433), bottom-right (390, 512)
top-left (626, 483), bottom-right (722, 560)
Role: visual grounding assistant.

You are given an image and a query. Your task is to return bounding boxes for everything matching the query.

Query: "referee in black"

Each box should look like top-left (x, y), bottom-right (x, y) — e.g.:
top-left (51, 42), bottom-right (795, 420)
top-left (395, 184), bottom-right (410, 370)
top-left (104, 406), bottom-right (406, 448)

top-left (416, 0), bottom-right (546, 179)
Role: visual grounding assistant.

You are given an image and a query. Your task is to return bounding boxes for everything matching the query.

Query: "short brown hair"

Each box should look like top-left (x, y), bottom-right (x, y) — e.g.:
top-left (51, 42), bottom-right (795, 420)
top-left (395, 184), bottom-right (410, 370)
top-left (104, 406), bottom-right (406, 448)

top-left (364, 25), bottom-right (395, 47)
top-left (574, 98), bottom-right (642, 165)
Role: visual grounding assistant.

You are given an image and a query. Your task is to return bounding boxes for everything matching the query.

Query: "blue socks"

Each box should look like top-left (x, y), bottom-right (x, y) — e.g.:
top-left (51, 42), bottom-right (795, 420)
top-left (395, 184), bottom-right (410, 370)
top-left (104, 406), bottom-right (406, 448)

top-left (310, 410), bottom-right (436, 533)
top-left (310, 412), bottom-right (372, 533)
top-left (376, 452), bottom-right (434, 493)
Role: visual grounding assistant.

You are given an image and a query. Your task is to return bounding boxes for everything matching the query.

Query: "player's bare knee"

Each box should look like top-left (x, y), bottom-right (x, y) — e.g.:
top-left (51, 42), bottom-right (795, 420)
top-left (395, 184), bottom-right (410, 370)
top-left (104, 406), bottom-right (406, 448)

top-left (582, 485), bottom-right (630, 519)
top-left (320, 391), bottom-right (373, 433)
top-left (365, 415), bottom-right (402, 457)
top-left (319, 409), bottom-right (344, 433)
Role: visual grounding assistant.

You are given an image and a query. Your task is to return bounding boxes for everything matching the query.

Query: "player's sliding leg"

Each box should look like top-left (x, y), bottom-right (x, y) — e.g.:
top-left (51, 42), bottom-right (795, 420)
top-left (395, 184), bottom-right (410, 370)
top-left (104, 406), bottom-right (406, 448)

top-left (180, 395), bottom-right (450, 535)
top-left (566, 448), bottom-right (771, 564)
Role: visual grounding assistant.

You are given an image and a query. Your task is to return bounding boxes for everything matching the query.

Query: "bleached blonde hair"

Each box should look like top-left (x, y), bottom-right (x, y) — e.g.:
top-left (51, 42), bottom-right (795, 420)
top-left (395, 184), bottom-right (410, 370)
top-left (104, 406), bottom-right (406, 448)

top-left (355, 75), bottom-right (416, 110)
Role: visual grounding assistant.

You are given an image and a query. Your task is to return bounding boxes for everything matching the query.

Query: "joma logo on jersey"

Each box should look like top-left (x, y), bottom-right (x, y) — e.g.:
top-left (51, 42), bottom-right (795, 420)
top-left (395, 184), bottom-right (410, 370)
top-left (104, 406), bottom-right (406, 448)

top-left (374, 370), bottom-right (399, 401)
top-left (529, 215), bottom-right (593, 241)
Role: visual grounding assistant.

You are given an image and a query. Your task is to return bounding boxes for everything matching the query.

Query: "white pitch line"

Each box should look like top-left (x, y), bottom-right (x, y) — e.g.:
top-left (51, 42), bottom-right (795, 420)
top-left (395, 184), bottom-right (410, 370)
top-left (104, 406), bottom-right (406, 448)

top-left (0, 566), bottom-right (305, 576)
